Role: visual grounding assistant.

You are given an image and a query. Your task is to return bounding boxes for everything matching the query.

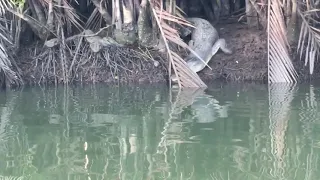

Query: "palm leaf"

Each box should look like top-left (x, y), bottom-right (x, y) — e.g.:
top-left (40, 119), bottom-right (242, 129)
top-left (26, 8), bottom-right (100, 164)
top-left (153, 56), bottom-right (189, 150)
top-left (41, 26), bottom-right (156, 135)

top-left (85, 8), bottom-right (103, 30)
top-left (0, 0), bottom-right (11, 15)
top-left (148, 0), bottom-right (207, 88)
top-left (0, 8), bottom-right (21, 86)
top-left (297, 1), bottom-right (320, 75)
top-left (61, 0), bottom-right (83, 30)
top-left (267, 0), bottom-right (298, 83)
top-left (0, 42), bottom-right (18, 85)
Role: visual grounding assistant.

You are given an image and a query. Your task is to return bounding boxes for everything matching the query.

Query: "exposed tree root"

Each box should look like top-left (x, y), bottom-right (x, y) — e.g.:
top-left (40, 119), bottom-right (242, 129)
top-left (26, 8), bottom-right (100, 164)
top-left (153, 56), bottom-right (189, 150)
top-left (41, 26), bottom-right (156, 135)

top-left (23, 38), bottom-right (167, 85)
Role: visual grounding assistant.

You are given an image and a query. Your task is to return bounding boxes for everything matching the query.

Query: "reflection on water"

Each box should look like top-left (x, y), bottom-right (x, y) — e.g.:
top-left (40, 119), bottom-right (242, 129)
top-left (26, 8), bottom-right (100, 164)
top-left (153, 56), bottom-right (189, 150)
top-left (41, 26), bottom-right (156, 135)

top-left (0, 82), bottom-right (320, 179)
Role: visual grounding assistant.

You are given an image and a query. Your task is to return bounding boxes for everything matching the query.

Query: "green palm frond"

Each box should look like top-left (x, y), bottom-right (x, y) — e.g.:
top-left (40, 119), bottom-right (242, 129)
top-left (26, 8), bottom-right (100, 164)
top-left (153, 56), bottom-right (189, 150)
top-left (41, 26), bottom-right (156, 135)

top-left (297, 1), bottom-right (320, 74)
top-left (149, 0), bottom-right (207, 88)
top-left (267, 0), bottom-right (298, 83)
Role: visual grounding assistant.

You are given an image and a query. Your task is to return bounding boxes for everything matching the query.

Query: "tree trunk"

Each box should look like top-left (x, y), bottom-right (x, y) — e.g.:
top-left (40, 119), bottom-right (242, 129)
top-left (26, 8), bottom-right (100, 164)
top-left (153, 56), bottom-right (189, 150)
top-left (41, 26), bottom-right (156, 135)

top-left (233, 0), bottom-right (241, 12)
top-left (179, 0), bottom-right (188, 15)
top-left (112, 0), bottom-right (122, 30)
top-left (113, 0), bottom-right (137, 45)
top-left (123, 1), bottom-right (134, 25)
top-left (221, 0), bottom-right (231, 17)
top-left (91, 0), bottom-right (112, 24)
top-left (137, 0), bottom-right (157, 47)
top-left (200, 0), bottom-right (215, 22)
top-left (246, 0), bottom-right (259, 28)
top-left (287, 0), bottom-right (299, 47)
top-left (211, 0), bottom-right (221, 22)
top-left (8, 0), bottom-right (54, 41)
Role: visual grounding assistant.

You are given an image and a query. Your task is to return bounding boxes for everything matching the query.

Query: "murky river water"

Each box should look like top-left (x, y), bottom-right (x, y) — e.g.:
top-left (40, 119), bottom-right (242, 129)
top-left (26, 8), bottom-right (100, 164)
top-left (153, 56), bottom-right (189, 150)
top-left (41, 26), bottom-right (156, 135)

top-left (0, 82), bottom-right (319, 180)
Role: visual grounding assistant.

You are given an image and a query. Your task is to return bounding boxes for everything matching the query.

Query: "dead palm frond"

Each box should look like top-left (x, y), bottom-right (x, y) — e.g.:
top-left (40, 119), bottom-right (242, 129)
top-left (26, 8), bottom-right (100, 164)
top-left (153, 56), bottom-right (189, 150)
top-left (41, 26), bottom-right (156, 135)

top-left (267, 0), bottom-right (298, 83)
top-left (148, 0), bottom-right (207, 88)
top-left (297, 1), bottom-right (320, 75)
top-left (58, 0), bottom-right (84, 32)
top-left (91, 0), bottom-right (112, 24)
top-left (0, 9), bottom-right (22, 86)
top-left (0, 0), bottom-right (12, 16)
top-left (175, 5), bottom-right (187, 19)
top-left (0, 36), bottom-right (19, 86)
top-left (85, 8), bottom-right (104, 30)
top-left (0, 44), bottom-right (18, 82)
top-left (7, 0), bottom-right (83, 40)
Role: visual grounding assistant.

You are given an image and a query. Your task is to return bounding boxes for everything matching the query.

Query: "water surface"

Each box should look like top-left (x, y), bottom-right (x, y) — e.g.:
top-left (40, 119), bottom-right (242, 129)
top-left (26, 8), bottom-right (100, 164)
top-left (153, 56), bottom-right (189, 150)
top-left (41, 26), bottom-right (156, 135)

top-left (0, 82), bottom-right (319, 180)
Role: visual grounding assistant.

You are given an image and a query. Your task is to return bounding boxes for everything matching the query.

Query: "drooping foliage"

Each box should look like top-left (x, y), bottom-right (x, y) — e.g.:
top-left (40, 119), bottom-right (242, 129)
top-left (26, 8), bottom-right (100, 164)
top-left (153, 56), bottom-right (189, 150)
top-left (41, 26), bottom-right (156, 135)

top-left (267, 0), bottom-right (298, 83)
top-left (148, 0), bottom-right (207, 88)
top-left (296, 0), bottom-right (320, 75)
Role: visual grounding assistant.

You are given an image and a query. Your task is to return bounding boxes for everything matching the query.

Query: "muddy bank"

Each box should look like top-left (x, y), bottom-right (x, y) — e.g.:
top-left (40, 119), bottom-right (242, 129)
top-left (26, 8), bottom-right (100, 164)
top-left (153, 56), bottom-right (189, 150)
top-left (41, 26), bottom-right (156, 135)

top-left (16, 21), bottom-right (305, 85)
top-left (17, 45), bottom-right (169, 85)
top-left (199, 23), bottom-right (268, 82)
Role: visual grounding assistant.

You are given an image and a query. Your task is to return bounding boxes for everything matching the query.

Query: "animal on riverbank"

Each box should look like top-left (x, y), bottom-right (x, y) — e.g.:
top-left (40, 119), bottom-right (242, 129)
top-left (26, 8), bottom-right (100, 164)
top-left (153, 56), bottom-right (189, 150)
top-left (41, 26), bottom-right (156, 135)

top-left (172, 17), bottom-right (233, 82)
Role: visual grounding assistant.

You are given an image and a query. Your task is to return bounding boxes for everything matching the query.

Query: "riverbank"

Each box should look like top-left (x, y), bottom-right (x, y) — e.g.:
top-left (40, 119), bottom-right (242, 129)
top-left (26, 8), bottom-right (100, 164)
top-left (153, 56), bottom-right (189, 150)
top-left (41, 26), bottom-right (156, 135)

top-left (15, 21), bottom-right (313, 86)
top-left (191, 22), bottom-right (268, 82)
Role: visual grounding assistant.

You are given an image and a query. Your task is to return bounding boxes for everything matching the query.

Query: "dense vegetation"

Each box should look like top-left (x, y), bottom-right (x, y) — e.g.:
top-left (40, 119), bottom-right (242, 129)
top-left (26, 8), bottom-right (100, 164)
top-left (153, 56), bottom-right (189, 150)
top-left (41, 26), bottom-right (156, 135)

top-left (0, 0), bottom-right (319, 88)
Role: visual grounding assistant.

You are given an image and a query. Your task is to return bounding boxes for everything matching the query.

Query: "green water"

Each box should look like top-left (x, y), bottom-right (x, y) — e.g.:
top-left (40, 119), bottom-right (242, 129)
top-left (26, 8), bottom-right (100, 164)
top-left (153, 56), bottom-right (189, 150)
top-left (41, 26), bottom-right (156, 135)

top-left (0, 82), bottom-right (320, 180)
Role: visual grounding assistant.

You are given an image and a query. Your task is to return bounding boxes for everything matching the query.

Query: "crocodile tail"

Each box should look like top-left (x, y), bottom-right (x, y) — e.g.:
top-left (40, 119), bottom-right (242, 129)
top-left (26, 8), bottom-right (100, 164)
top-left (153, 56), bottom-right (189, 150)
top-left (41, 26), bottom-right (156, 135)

top-left (218, 39), bottom-right (233, 54)
top-left (185, 56), bottom-right (206, 73)
top-left (205, 40), bottom-right (221, 63)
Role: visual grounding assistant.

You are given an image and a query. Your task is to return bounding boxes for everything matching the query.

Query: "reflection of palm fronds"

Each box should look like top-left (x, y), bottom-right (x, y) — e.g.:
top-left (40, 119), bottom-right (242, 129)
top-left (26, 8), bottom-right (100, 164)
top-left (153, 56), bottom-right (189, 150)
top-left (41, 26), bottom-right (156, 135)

top-left (268, 84), bottom-right (296, 121)
top-left (297, 1), bottom-right (320, 74)
top-left (148, 0), bottom-right (207, 88)
top-left (299, 85), bottom-right (317, 136)
top-left (0, 175), bottom-right (24, 180)
top-left (268, 83), bottom-right (296, 174)
top-left (170, 88), bottom-right (206, 115)
top-left (267, 0), bottom-right (298, 83)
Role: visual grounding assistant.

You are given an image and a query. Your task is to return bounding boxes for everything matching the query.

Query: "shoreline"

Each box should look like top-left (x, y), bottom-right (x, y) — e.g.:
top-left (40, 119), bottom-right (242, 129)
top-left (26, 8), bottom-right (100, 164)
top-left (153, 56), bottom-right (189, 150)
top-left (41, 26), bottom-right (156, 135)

top-left (13, 21), bottom-right (316, 88)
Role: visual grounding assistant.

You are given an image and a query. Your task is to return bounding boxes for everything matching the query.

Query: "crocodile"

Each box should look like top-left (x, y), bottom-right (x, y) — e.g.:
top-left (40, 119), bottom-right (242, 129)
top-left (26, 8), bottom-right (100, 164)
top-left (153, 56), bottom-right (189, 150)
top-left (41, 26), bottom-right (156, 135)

top-left (172, 17), bottom-right (232, 82)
